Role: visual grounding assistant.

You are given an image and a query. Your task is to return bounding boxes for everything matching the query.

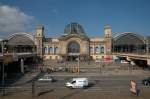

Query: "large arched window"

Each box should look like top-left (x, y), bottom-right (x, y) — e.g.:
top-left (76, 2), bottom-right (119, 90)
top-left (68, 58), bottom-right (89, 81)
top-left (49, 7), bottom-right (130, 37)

top-left (67, 41), bottom-right (80, 53)
top-left (113, 32), bottom-right (146, 53)
top-left (7, 33), bottom-right (35, 53)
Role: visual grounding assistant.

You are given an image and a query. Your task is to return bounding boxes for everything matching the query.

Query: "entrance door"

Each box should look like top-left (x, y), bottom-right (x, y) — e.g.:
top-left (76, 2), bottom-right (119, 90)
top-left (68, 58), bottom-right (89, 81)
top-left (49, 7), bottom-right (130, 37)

top-left (67, 56), bottom-right (78, 61)
top-left (67, 41), bottom-right (80, 61)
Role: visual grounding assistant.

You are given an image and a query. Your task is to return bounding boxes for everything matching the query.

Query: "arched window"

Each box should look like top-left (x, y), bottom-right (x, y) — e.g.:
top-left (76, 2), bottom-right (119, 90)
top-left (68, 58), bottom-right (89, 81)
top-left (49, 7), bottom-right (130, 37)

top-left (49, 47), bottom-right (53, 54)
top-left (44, 47), bottom-right (48, 54)
top-left (95, 46), bottom-right (99, 53)
top-left (54, 47), bottom-right (59, 54)
top-left (68, 41), bottom-right (80, 53)
top-left (113, 32), bottom-right (145, 53)
top-left (101, 46), bottom-right (104, 53)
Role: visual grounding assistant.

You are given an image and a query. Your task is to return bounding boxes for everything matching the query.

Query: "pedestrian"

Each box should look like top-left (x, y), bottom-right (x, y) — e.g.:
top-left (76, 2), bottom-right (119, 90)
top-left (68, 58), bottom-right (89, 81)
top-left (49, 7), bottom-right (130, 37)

top-left (102, 64), bottom-right (105, 68)
top-left (40, 67), bottom-right (42, 73)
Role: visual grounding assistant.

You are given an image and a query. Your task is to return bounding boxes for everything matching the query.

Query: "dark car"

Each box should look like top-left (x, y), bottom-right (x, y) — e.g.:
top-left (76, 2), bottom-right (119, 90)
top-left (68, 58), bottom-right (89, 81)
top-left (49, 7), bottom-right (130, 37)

top-left (142, 77), bottom-right (150, 86)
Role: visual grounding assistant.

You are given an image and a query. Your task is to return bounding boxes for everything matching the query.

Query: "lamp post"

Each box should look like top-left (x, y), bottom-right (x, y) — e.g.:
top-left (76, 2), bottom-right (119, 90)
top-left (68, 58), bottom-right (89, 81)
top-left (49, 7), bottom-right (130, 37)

top-left (88, 43), bottom-right (90, 65)
top-left (77, 56), bottom-right (80, 74)
top-left (99, 60), bottom-right (102, 73)
top-left (1, 39), bottom-right (7, 96)
top-left (146, 38), bottom-right (149, 54)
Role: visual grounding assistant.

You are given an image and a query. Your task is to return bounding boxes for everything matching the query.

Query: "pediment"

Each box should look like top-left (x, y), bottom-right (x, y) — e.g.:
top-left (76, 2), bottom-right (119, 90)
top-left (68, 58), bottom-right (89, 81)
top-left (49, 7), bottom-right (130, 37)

top-left (59, 34), bottom-right (89, 41)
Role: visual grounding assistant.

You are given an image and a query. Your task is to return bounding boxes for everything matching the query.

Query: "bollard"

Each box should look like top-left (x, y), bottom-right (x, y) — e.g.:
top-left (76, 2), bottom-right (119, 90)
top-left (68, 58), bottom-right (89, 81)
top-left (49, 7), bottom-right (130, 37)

top-left (32, 80), bottom-right (36, 97)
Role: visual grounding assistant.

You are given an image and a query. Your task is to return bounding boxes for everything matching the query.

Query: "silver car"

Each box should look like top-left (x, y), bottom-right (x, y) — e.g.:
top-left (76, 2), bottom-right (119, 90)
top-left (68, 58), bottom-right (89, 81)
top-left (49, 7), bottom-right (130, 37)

top-left (38, 74), bottom-right (54, 82)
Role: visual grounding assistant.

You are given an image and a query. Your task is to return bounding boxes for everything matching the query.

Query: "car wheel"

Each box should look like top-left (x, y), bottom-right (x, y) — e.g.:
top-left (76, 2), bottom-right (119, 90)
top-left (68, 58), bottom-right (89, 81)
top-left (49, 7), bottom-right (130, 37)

top-left (82, 86), bottom-right (87, 89)
top-left (69, 86), bottom-right (73, 89)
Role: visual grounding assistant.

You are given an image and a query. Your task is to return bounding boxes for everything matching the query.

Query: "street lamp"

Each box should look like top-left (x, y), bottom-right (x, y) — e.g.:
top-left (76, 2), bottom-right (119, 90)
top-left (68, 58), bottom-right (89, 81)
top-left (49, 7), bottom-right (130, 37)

top-left (77, 56), bottom-right (80, 74)
top-left (99, 60), bottom-right (102, 73)
top-left (1, 39), bottom-right (7, 96)
top-left (146, 38), bottom-right (149, 54)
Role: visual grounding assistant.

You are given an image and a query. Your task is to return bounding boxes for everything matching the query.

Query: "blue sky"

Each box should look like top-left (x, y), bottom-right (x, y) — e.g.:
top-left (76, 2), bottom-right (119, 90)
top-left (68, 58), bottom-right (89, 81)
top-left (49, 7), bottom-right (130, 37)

top-left (0, 0), bottom-right (150, 37)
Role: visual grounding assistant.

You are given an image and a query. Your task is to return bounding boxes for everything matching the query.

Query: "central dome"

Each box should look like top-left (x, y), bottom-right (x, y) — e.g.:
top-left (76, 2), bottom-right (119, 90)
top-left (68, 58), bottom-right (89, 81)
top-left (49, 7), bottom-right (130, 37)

top-left (64, 22), bottom-right (85, 35)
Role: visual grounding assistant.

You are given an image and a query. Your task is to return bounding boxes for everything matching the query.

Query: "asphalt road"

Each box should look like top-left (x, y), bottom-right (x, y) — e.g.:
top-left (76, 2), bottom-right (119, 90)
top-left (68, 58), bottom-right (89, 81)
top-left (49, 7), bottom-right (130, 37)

top-left (1, 75), bottom-right (150, 99)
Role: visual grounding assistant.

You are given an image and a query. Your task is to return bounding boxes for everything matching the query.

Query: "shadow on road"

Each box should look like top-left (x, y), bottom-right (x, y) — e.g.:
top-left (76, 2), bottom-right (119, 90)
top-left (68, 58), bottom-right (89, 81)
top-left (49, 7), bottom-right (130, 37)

top-left (60, 90), bottom-right (81, 99)
top-left (88, 82), bottom-right (95, 88)
top-left (37, 89), bottom-right (54, 96)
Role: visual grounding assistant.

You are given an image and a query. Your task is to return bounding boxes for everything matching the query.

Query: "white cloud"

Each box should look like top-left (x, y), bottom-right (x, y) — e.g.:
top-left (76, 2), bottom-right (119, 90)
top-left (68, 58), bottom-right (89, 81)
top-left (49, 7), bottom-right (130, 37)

top-left (52, 9), bottom-right (58, 14)
top-left (0, 5), bottom-right (33, 36)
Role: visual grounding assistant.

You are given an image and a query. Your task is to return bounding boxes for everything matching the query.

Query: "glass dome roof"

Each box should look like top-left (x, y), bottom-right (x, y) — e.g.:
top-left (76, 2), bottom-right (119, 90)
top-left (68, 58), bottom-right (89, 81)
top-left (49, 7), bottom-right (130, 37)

top-left (64, 22), bottom-right (85, 35)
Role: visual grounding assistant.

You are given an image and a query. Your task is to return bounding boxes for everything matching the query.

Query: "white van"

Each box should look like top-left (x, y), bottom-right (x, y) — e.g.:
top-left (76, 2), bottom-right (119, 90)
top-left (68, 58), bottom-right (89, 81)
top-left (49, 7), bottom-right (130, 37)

top-left (65, 78), bottom-right (88, 88)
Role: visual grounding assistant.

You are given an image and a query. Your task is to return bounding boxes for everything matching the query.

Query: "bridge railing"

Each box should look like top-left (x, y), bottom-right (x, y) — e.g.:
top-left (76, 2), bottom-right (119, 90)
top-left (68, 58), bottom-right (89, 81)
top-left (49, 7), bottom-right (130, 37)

top-left (112, 51), bottom-right (150, 55)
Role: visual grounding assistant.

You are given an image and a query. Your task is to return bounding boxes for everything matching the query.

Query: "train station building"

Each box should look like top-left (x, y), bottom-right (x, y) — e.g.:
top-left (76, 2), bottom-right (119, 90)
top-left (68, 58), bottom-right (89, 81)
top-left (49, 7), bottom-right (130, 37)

top-left (0, 22), bottom-right (150, 62)
top-left (1, 22), bottom-right (150, 75)
top-left (35, 22), bottom-right (112, 61)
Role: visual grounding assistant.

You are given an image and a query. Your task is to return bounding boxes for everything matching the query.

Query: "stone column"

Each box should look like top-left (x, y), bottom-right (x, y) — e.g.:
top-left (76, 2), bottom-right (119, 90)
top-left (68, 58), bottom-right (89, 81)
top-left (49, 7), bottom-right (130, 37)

top-left (103, 45), bottom-right (106, 54)
top-left (99, 45), bottom-right (101, 54)
top-left (47, 46), bottom-right (49, 54)
top-left (20, 58), bottom-right (24, 74)
top-left (53, 45), bottom-right (55, 54)
top-left (93, 45), bottom-right (95, 54)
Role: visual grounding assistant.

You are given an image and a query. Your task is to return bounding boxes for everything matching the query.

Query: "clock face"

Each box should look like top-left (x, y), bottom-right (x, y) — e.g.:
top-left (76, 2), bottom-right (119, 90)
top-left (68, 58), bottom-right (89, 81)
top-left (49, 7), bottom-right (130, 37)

top-left (37, 33), bottom-right (41, 36)
top-left (107, 29), bottom-right (110, 33)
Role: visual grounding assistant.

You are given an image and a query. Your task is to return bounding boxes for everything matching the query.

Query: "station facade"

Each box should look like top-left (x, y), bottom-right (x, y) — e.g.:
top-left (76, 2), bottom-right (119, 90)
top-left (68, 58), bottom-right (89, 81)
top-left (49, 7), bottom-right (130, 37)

top-left (1, 22), bottom-right (150, 62)
top-left (35, 22), bottom-right (112, 61)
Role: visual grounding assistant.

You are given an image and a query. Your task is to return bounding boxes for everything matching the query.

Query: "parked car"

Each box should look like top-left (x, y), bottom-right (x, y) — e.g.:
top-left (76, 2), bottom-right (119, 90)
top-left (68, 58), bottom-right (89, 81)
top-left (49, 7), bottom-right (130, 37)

top-left (142, 77), bottom-right (150, 86)
top-left (65, 78), bottom-right (88, 89)
top-left (38, 74), bottom-right (54, 82)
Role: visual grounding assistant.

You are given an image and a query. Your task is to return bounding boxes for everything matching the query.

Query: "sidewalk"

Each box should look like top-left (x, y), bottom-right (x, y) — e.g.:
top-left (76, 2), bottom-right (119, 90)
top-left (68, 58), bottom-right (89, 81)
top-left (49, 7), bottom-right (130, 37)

top-left (48, 69), bottom-right (150, 77)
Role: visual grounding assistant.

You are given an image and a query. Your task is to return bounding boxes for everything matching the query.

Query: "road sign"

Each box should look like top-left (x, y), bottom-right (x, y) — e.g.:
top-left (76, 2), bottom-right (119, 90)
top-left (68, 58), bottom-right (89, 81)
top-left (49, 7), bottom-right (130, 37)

top-left (4, 54), bottom-right (13, 65)
top-left (130, 80), bottom-right (137, 93)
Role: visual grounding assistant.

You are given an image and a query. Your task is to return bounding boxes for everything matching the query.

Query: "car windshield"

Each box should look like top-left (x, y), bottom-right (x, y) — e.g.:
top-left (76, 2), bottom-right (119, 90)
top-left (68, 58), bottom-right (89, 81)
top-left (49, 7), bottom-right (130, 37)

top-left (71, 81), bottom-right (76, 84)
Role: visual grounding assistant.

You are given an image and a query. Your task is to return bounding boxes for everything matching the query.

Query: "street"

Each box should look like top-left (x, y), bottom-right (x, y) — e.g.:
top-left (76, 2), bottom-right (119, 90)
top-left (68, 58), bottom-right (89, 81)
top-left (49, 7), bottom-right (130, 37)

top-left (1, 61), bottom-right (150, 99)
top-left (1, 74), bottom-right (150, 99)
